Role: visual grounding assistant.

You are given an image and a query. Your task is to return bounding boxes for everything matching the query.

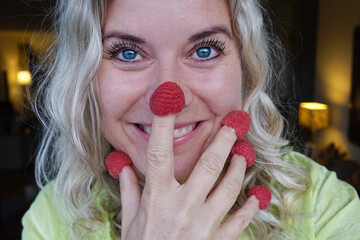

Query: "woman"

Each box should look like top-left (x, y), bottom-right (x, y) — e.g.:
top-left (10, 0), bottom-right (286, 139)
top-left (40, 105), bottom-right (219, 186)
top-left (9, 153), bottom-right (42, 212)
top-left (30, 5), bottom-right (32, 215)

top-left (22, 0), bottom-right (360, 239)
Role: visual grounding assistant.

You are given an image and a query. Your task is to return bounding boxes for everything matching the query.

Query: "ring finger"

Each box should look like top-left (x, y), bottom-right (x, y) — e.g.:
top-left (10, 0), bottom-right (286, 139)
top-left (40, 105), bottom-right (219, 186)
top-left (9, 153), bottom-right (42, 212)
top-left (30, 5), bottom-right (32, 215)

top-left (205, 154), bottom-right (247, 222)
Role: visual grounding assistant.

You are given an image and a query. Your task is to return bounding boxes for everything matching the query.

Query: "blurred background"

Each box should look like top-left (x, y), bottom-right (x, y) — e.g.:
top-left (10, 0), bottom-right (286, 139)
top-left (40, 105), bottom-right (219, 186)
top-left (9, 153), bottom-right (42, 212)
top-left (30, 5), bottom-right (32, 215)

top-left (0, 0), bottom-right (359, 239)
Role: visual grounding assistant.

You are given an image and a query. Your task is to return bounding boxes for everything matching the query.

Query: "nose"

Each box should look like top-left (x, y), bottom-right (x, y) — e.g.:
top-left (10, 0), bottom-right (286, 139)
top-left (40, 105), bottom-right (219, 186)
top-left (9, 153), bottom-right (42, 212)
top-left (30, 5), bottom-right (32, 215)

top-left (145, 59), bottom-right (193, 109)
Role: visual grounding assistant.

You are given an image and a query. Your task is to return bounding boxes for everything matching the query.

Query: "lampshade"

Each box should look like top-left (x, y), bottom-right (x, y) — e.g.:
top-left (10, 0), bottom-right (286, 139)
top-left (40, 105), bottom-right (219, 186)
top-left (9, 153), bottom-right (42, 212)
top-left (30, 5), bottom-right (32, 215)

top-left (299, 102), bottom-right (329, 132)
top-left (17, 70), bottom-right (32, 85)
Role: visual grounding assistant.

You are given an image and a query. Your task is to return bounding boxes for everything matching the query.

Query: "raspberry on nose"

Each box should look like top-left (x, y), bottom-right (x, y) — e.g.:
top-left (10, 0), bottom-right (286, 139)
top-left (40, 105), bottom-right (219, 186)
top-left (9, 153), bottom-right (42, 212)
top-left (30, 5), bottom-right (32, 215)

top-left (150, 81), bottom-right (185, 116)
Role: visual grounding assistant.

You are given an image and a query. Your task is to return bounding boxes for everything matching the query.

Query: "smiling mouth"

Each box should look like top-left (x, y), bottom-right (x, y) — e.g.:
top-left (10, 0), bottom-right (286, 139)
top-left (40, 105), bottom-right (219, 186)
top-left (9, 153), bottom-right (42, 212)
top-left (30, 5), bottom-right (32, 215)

top-left (136, 122), bottom-right (200, 138)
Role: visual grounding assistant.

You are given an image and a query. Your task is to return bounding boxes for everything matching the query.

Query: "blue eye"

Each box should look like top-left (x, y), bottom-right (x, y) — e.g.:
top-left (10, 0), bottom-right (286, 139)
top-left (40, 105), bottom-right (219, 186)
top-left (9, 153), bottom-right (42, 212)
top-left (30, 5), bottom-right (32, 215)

top-left (196, 47), bottom-right (211, 58)
top-left (190, 39), bottom-right (226, 61)
top-left (116, 48), bottom-right (143, 62)
top-left (122, 50), bottom-right (137, 60)
top-left (190, 43), bottom-right (222, 61)
top-left (105, 41), bottom-right (144, 63)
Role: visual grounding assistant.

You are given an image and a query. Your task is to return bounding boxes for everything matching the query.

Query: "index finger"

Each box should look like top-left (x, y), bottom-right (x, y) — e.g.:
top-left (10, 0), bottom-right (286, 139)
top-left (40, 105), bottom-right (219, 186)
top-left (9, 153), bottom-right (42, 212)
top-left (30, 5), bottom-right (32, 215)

top-left (145, 114), bottom-right (175, 190)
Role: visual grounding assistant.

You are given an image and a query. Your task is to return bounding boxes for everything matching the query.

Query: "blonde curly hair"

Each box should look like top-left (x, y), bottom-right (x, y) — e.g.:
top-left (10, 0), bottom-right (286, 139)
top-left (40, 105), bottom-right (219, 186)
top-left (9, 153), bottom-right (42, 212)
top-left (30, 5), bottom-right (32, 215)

top-left (32, 0), bottom-right (310, 239)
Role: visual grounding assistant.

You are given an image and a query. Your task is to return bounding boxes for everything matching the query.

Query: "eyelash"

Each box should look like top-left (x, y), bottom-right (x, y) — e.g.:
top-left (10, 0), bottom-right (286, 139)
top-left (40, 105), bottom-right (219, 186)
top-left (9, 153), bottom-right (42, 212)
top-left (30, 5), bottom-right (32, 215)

top-left (104, 41), bottom-right (142, 61)
top-left (192, 38), bottom-right (226, 58)
top-left (104, 38), bottom-right (226, 62)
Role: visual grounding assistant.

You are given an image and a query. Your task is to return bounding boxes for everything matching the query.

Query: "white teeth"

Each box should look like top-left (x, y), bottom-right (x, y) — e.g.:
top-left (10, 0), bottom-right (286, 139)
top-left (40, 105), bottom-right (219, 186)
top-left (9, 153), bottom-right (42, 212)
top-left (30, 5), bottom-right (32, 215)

top-left (173, 124), bottom-right (195, 138)
top-left (143, 126), bottom-right (152, 134)
top-left (141, 123), bottom-right (197, 138)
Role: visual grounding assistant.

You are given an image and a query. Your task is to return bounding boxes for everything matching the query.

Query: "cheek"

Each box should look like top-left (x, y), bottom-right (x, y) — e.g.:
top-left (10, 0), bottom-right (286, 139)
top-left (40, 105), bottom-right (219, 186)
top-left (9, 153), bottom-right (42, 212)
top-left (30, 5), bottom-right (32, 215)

top-left (190, 65), bottom-right (243, 116)
top-left (97, 64), bottom-right (148, 119)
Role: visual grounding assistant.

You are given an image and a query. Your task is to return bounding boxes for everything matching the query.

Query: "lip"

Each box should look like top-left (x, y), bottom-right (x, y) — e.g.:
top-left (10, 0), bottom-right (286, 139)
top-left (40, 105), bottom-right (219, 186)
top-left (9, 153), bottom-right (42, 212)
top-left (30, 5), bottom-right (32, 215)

top-left (132, 121), bottom-right (204, 147)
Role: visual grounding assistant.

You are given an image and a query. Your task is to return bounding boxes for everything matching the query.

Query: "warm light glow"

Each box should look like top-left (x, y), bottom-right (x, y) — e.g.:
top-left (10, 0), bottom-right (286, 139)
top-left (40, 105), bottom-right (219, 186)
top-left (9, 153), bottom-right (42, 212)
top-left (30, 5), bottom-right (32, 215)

top-left (17, 70), bottom-right (32, 85)
top-left (300, 102), bottom-right (329, 110)
top-left (299, 102), bottom-right (329, 131)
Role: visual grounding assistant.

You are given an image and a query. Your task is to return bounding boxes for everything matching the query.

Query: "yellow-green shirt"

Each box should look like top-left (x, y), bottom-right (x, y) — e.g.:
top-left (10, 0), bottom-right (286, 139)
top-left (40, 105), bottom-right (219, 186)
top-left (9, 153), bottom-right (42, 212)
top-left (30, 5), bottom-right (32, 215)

top-left (22, 152), bottom-right (360, 239)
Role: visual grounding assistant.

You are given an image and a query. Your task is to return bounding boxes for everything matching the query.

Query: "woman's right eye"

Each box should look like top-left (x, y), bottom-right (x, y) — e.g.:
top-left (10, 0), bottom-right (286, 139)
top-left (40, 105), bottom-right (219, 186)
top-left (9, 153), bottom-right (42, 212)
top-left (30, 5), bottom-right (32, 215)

top-left (117, 49), bottom-right (143, 62)
top-left (105, 42), bottom-right (144, 63)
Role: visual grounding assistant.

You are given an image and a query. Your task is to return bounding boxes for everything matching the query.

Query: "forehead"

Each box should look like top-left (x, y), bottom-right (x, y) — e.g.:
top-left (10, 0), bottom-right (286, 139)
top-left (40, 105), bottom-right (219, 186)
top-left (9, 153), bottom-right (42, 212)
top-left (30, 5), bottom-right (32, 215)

top-left (104, 0), bottom-right (232, 36)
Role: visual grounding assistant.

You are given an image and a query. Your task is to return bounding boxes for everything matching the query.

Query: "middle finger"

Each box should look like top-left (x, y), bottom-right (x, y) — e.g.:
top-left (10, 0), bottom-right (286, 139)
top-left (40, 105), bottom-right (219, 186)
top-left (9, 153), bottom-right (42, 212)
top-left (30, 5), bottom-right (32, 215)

top-left (184, 125), bottom-right (237, 201)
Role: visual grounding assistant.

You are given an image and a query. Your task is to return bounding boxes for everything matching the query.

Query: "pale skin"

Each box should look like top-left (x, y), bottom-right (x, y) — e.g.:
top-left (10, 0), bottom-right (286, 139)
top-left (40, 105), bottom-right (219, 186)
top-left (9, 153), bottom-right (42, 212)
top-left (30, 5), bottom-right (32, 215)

top-left (119, 115), bottom-right (259, 239)
top-left (98, 0), bottom-right (259, 239)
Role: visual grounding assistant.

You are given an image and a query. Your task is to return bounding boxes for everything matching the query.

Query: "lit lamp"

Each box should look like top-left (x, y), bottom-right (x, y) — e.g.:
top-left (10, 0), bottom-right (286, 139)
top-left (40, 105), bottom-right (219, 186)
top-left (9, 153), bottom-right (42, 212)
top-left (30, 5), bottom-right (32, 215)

top-left (299, 102), bottom-right (329, 133)
top-left (299, 102), bottom-right (329, 158)
top-left (17, 70), bottom-right (32, 85)
top-left (17, 70), bottom-right (32, 115)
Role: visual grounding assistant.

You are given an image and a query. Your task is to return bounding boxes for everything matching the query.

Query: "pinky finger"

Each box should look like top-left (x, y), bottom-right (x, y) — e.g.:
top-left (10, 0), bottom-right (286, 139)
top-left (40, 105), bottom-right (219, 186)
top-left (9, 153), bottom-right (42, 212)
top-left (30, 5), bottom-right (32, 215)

top-left (216, 196), bottom-right (259, 240)
top-left (119, 166), bottom-right (141, 236)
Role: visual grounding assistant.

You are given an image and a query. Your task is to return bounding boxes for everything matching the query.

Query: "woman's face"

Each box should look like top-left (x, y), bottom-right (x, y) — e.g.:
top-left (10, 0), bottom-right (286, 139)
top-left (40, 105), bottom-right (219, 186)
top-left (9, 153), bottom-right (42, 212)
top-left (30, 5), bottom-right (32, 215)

top-left (98, 0), bottom-right (243, 183)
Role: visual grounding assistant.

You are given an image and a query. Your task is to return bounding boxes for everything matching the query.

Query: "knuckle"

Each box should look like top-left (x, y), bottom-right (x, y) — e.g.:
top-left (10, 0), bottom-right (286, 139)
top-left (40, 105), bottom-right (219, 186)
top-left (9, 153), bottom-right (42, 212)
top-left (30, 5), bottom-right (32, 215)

top-left (223, 179), bottom-right (240, 199)
top-left (235, 212), bottom-right (252, 227)
top-left (174, 209), bottom-right (190, 226)
top-left (200, 152), bottom-right (223, 175)
top-left (146, 147), bottom-right (171, 168)
top-left (234, 207), bottom-right (256, 226)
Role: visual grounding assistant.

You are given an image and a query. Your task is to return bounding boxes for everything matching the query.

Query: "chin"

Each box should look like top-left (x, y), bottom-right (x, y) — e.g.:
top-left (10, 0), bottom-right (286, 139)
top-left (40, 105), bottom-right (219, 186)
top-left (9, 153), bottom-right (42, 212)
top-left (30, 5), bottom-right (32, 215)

top-left (172, 144), bottom-right (207, 183)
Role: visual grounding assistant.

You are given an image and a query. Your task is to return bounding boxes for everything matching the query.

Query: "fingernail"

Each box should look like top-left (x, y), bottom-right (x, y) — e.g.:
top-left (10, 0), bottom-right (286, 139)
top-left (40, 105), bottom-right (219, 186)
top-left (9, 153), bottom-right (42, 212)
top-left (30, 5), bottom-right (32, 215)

top-left (105, 152), bottom-right (133, 178)
top-left (247, 186), bottom-right (271, 210)
top-left (228, 126), bottom-right (236, 134)
top-left (118, 164), bottom-right (131, 179)
top-left (229, 140), bottom-right (256, 168)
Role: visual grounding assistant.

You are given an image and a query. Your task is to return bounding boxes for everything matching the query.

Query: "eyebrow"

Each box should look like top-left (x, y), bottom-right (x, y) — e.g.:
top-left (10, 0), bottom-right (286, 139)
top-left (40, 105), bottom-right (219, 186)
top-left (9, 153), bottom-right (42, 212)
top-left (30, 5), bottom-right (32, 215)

top-left (188, 26), bottom-right (233, 42)
top-left (102, 31), bottom-right (146, 44)
top-left (102, 26), bottom-right (232, 44)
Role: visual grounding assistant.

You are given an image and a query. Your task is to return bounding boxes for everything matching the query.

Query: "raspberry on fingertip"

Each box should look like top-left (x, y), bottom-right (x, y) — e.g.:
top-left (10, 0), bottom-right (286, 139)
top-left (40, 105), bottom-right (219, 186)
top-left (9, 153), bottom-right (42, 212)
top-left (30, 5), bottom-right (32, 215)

top-left (105, 152), bottom-right (133, 178)
top-left (247, 186), bottom-right (271, 210)
top-left (221, 110), bottom-right (251, 139)
top-left (230, 140), bottom-right (256, 167)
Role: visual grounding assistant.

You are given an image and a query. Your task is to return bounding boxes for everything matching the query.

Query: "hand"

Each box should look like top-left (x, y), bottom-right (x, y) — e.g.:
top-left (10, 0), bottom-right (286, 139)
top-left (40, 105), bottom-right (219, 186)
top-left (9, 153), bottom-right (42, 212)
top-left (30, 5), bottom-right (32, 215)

top-left (119, 114), bottom-right (259, 240)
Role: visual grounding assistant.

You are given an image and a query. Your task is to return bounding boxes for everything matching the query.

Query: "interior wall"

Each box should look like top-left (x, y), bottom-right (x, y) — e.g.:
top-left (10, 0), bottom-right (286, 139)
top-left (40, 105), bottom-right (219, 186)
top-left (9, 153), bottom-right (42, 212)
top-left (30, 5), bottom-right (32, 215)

top-left (315, 0), bottom-right (360, 162)
top-left (0, 31), bottom-right (51, 112)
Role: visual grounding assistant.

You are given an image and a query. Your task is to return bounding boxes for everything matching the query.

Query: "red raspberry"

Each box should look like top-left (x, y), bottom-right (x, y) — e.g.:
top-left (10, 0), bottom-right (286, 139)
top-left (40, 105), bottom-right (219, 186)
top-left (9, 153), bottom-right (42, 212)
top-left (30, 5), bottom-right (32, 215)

top-left (230, 140), bottom-right (256, 167)
top-left (248, 186), bottom-right (271, 210)
top-left (105, 152), bottom-right (132, 178)
top-left (150, 82), bottom-right (185, 116)
top-left (221, 110), bottom-right (250, 139)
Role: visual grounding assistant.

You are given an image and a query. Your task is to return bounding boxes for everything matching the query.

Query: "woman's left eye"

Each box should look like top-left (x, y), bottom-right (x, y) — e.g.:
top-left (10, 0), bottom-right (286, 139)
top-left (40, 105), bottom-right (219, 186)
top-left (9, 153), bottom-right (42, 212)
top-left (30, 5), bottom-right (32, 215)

top-left (190, 39), bottom-right (226, 61)
top-left (191, 46), bottom-right (219, 60)
top-left (122, 50), bottom-right (138, 60)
